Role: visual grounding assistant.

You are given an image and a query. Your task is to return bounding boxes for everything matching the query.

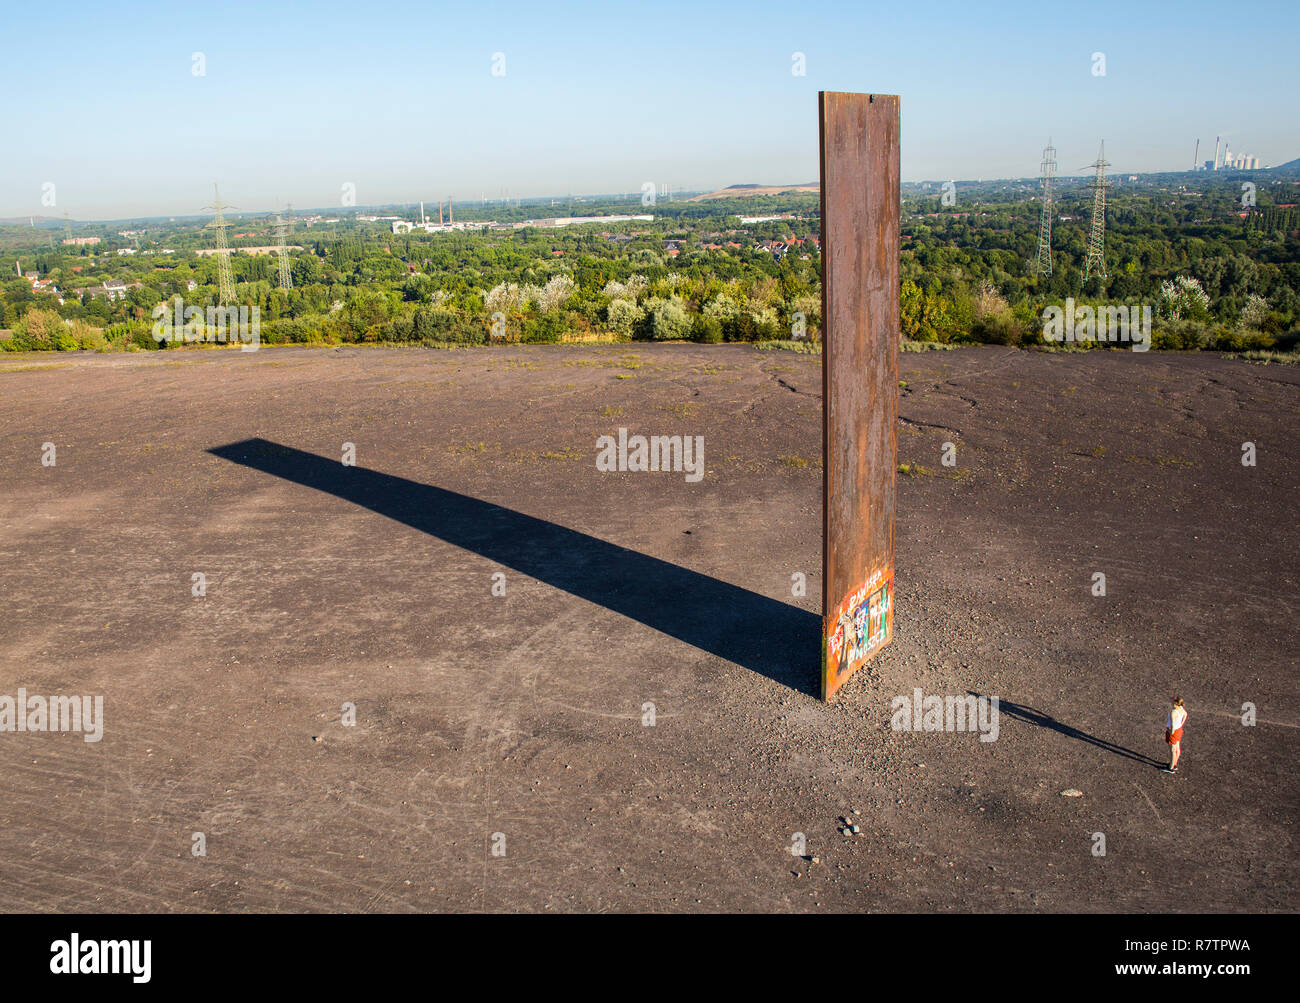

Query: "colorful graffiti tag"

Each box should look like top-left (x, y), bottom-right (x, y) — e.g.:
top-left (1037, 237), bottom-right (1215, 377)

top-left (823, 565), bottom-right (893, 697)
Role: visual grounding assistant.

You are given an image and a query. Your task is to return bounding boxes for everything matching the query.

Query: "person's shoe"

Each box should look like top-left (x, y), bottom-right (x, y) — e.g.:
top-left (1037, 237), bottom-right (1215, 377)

top-left (1161, 766), bottom-right (1176, 774)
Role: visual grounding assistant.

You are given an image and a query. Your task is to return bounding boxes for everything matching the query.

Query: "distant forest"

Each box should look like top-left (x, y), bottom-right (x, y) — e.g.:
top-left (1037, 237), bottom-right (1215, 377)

top-left (2, 169), bottom-right (1297, 355)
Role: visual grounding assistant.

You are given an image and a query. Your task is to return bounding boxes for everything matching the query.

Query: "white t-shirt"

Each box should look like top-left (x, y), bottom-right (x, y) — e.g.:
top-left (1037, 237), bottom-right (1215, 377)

top-left (1167, 706), bottom-right (1187, 732)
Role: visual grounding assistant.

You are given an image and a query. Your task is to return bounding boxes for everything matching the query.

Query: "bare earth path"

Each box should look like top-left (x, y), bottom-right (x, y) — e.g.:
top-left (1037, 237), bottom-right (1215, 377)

top-left (0, 343), bottom-right (1295, 912)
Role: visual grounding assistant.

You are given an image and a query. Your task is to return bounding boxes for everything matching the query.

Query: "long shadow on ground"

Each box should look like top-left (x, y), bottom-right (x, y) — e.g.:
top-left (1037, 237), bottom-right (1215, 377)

top-left (210, 439), bottom-right (821, 695)
top-left (973, 692), bottom-right (1167, 769)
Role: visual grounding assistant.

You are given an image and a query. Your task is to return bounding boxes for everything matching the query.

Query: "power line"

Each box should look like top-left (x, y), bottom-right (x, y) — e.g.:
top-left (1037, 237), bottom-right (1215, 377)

top-left (1082, 141), bottom-right (1111, 283)
top-left (276, 201), bottom-right (293, 291)
top-left (1033, 138), bottom-right (1056, 278)
top-left (200, 183), bottom-right (236, 306)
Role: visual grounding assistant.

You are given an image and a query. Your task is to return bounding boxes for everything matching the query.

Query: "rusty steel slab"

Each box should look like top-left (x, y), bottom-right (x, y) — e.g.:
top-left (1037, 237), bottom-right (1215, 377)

top-left (820, 91), bottom-right (900, 700)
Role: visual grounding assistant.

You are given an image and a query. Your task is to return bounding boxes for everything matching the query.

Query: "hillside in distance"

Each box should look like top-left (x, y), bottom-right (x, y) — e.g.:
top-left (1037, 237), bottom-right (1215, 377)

top-left (688, 183), bottom-right (819, 201)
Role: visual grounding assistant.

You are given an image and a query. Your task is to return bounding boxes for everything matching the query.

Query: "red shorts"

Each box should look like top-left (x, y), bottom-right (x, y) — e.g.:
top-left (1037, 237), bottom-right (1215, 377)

top-left (1166, 727), bottom-right (1183, 745)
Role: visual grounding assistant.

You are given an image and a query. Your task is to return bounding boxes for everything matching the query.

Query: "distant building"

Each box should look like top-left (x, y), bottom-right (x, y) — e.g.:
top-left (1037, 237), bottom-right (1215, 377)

top-left (194, 245), bottom-right (300, 256)
top-left (72, 279), bottom-right (140, 303)
top-left (526, 215), bottom-right (652, 229)
top-left (394, 213), bottom-right (653, 235)
top-left (1212, 149), bottom-right (1262, 170)
top-left (29, 276), bottom-right (64, 303)
top-left (61, 236), bottom-right (101, 246)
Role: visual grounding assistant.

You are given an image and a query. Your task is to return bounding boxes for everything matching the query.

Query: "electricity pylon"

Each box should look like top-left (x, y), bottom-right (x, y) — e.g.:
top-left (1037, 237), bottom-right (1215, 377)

top-left (275, 202), bottom-right (293, 291)
top-left (200, 183), bottom-right (236, 306)
top-left (1033, 138), bottom-right (1057, 278)
top-left (1082, 141), bottom-right (1111, 283)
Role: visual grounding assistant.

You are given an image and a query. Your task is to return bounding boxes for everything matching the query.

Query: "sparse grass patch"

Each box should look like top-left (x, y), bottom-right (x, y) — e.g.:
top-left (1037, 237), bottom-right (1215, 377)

top-left (0, 362), bottom-right (72, 373)
top-left (723, 454), bottom-right (764, 473)
top-left (901, 340), bottom-right (960, 352)
top-left (1221, 349), bottom-right (1300, 365)
top-left (754, 339), bottom-right (820, 354)
top-left (1124, 452), bottom-right (1196, 468)
top-left (509, 446), bottom-right (585, 462)
top-left (449, 441), bottom-right (499, 455)
top-left (1036, 343), bottom-right (1097, 354)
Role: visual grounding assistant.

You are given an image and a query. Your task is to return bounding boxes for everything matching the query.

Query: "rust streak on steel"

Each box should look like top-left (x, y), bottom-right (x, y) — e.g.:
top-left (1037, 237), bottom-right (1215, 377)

top-left (820, 91), bottom-right (900, 700)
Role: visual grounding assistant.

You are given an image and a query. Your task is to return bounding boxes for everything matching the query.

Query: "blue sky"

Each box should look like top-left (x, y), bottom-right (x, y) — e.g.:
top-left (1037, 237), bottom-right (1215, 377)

top-left (2, 0), bottom-right (1296, 219)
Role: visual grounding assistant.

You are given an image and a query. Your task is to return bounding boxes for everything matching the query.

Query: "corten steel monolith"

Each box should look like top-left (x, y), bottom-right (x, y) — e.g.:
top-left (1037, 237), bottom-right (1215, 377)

top-left (820, 91), bottom-right (899, 700)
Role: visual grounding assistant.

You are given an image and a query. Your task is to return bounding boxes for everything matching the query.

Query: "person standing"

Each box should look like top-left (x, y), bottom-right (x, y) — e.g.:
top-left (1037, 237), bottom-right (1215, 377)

top-left (1163, 697), bottom-right (1187, 774)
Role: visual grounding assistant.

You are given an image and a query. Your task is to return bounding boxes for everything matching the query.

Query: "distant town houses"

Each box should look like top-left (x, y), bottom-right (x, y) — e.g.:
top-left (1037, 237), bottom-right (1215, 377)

top-left (19, 270), bottom-right (65, 304)
top-left (193, 245), bottom-right (301, 256)
top-left (393, 213), bottom-right (654, 235)
top-left (61, 236), bottom-right (101, 246)
top-left (65, 279), bottom-right (142, 303)
top-left (32, 279), bottom-right (63, 304)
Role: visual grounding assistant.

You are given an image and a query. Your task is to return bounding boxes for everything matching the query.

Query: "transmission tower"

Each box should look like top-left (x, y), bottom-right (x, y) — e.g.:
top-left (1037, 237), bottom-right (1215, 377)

top-left (1033, 138), bottom-right (1057, 278)
top-left (200, 183), bottom-right (236, 306)
top-left (63, 211), bottom-right (72, 243)
top-left (1082, 141), bottom-right (1111, 283)
top-left (275, 202), bottom-right (293, 291)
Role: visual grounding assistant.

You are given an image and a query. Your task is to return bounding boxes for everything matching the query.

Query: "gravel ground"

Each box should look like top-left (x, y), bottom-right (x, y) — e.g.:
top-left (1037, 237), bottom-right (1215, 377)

top-left (0, 343), bottom-right (1294, 912)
